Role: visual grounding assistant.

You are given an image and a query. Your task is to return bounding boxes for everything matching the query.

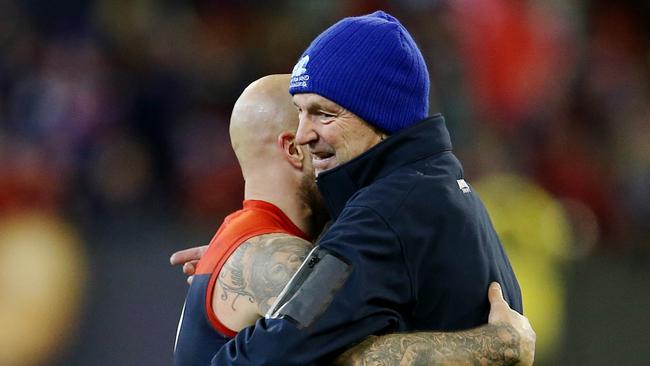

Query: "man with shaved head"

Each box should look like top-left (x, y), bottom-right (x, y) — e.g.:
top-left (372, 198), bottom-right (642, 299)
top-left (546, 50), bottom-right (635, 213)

top-left (174, 75), bottom-right (323, 365)
top-left (172, 74), bottom-right (534, 366)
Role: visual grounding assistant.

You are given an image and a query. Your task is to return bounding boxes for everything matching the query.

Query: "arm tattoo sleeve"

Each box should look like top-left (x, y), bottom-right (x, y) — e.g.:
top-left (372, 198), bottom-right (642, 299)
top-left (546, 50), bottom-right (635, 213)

top-left (333, 323), bottom-right (522, 366)
top-left (217, 233), bottom-right (312, 315)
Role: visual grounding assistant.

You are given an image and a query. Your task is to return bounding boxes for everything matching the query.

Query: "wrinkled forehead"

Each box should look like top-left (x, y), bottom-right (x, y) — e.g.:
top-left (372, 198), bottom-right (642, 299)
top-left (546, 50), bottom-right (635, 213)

top-left (292, 93), bottom-right (343, 111)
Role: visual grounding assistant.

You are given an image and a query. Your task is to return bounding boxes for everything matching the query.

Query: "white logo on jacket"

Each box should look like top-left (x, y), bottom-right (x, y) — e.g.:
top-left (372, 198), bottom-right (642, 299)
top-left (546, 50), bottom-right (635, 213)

top-left (457, 179), bottom-right (471, 194)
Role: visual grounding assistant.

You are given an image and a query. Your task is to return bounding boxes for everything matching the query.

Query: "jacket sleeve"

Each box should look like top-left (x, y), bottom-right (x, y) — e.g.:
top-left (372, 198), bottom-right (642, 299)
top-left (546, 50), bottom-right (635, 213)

top-left (210, 205), bottom-right (412, 365)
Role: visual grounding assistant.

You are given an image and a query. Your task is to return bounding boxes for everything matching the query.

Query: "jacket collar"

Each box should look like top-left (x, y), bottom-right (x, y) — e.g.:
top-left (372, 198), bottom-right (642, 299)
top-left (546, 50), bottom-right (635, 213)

top-left (316, 114), bottom-right (452, 219)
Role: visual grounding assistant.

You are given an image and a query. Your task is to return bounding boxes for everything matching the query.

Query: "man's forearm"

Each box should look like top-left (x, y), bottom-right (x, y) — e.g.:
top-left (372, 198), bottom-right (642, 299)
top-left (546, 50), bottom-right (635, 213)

top-left (334, 323), bottom-right (523, 366)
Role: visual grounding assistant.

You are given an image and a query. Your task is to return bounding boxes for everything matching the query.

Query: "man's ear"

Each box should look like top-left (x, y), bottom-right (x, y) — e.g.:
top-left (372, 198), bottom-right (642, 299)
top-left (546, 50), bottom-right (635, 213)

top-left (278, 132), bottom-right (304, 170)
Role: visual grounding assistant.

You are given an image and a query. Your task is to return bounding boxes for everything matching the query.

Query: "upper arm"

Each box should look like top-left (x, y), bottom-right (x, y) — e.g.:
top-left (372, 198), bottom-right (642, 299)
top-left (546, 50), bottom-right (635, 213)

top-left (211, 206), bottom-right (410, 365)
top-left (213, 233), bottom-right (312, 332)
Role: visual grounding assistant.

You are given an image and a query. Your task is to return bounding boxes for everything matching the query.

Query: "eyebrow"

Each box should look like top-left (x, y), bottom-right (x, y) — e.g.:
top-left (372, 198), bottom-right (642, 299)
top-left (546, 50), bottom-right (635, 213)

top-left (294, 98), bottom-right (337, 112)
top-left (294, 100), bottom-right (322, 110)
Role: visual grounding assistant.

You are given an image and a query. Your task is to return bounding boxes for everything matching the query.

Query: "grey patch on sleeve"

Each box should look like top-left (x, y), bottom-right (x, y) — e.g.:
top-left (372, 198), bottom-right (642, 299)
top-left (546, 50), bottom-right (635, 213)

top-left (265, 246), bottom-right (352, 329)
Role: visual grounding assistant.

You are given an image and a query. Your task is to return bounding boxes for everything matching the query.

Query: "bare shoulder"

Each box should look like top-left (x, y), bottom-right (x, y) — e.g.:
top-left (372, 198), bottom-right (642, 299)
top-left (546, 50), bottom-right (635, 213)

top-left (213, 233), bottom-right (312, 331)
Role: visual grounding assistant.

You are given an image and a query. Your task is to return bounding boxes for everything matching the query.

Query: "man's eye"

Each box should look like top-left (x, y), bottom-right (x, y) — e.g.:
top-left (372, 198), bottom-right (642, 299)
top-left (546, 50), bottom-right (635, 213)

top-left (320, 112), bottom-right (335, 118)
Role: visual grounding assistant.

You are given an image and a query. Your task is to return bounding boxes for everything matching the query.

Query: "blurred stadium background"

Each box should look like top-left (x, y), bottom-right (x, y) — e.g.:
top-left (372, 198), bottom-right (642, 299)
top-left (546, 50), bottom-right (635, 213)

top-left (0, 0), bottom-right (648, 365)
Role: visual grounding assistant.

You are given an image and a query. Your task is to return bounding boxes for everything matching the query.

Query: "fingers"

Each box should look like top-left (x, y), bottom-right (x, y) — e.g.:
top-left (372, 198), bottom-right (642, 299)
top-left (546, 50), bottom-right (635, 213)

top-left (170, 249), bottom-right (193, 265)
top-left (170, 245), bottom-right (208, 286)
top-left (170, 245), bottom-right (208, 266)
top-left (183, 260), bottom-right (199, 276)
top-left (183, 262), bottom-right (197, 286)
top-left (486, 283), bottom-right (537, 365)
top-left (169, 247), bottom-right (199, 265)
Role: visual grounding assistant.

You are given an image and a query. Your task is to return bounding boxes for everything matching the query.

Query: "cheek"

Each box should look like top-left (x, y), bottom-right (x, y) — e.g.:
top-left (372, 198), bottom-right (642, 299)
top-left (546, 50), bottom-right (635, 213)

top-left (339, 129), bottom-right (371, 159)
top-left (316, 126), bottom-right (340, 150)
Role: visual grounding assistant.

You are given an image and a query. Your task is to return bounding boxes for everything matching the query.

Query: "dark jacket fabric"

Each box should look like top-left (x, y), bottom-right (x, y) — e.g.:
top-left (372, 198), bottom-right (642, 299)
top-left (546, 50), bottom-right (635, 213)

top-left (210, 114), bottom-right (522, 366)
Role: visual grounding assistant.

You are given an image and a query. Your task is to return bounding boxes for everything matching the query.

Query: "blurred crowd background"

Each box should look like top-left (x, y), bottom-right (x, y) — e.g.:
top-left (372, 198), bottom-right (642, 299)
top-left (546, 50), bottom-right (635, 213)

top-left (0, 0), bottom-right (648, 365)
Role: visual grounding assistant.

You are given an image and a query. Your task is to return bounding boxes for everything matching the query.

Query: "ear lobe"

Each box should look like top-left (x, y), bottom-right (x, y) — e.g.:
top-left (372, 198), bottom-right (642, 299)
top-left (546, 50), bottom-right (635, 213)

top-left (278, 132), bottom-right (304, 170)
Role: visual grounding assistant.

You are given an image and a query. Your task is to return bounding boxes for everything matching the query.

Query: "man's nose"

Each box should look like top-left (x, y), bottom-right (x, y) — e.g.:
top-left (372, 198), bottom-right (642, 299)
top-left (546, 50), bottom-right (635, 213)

top-left (295, 116), bottom-right (317, 145)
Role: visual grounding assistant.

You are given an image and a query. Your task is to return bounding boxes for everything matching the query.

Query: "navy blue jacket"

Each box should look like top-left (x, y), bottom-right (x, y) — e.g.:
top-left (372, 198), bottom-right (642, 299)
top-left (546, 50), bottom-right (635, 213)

top-left (210, 115), bottom-right (522, 365)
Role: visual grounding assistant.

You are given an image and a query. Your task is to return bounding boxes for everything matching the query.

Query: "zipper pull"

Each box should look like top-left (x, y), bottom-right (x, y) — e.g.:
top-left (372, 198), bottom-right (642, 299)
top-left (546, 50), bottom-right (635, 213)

top-left (307, 255), bottom-right (320, 268)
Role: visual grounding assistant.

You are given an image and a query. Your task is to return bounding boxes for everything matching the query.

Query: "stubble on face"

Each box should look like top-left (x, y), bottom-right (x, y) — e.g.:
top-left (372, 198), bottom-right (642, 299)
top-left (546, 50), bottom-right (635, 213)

top-left (298, 168), bottom-right (329, 238)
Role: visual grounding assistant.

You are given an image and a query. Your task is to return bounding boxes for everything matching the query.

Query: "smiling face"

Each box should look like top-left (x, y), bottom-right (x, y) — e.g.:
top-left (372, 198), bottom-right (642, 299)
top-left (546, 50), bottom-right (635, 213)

top-left (293, 93), bottom-right (386, 176)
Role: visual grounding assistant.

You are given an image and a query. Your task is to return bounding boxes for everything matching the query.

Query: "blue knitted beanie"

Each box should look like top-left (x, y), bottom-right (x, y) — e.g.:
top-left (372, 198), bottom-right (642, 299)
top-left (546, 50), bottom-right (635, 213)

top-left (289, 11), bottom-right (429, 134)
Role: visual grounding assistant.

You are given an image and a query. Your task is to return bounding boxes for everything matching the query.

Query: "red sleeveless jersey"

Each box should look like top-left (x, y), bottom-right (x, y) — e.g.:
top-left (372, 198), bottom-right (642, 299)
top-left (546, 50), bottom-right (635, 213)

top-left (194, 200), bottom-right (309, 337)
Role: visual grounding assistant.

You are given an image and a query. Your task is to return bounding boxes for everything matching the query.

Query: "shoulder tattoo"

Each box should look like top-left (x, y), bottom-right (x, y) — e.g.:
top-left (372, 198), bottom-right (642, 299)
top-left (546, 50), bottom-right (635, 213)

top-left (217, 233), bottom-right (313, 314)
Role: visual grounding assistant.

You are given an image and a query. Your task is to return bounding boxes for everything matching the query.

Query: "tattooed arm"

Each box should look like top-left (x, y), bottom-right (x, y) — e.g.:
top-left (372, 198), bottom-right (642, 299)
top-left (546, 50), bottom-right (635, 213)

top-left (171, 246), bottom-right (534, 365)
top-left (333, 325), bottom-right (519, 366)
top-left (213, 233), bottom-right (312, 331)
top-left (333, 283), bottom-right (536, 366)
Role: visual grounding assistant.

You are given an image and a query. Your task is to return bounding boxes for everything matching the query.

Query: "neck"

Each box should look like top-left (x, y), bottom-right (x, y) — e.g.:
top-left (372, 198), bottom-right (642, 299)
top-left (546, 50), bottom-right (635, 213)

top-left (243, 168), bottom-right (314, 239)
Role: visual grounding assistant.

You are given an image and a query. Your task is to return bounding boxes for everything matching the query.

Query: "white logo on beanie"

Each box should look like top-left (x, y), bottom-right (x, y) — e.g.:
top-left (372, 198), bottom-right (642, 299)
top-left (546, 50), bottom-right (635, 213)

top-left (290, 55), bottom-right (310, 89)
top-left (292, 55), bottom-right (309, 76)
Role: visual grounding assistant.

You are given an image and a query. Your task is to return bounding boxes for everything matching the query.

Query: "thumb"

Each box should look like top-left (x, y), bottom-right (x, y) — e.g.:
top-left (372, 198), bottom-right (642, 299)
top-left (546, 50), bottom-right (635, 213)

top-left (488, 282), bottom-right (505, 305)
top-left (488, 282), bottom-right (509, 324)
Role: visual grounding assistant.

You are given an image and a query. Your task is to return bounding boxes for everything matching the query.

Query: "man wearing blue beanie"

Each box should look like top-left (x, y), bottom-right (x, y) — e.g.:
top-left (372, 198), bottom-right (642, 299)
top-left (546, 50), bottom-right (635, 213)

top-left (288, 11), bottom-right (429, 135)
top-left (210, 11), bottom-right (530, 365)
